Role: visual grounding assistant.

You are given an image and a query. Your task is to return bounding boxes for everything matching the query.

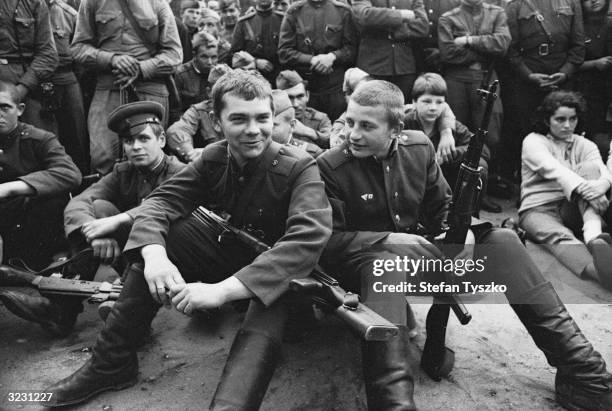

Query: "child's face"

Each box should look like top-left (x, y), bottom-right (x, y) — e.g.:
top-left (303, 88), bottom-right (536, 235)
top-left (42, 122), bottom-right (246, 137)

top-left (414, 93), bottom-right (446, 124)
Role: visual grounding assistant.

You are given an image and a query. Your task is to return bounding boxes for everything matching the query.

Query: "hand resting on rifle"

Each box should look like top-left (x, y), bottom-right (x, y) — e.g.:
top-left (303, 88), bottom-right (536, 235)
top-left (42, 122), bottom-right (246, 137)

top-left (141, 244), bottom-right (186, 305)
top-left (169, 277), bottom-right (254, 315)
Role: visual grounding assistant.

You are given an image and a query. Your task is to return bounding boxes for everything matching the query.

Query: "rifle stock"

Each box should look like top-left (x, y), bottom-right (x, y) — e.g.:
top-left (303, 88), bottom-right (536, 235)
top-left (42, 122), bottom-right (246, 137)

top-left (193, 207), bottom-right (399, 341)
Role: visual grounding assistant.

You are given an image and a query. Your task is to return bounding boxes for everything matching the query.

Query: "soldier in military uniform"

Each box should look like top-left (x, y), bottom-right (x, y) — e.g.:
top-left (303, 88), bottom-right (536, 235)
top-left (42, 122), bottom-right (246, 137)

top-left (351, 0), bottom-right (429, 100)
top-left (230, 0), bottom-right (284, 83)
top-left (318, 79), bottom-right (612, 411)
top-left (46, 70), bottom-right (332, 410)
top-left (420, 0), bottom-right (460, 72)
top-left (504, 0), bottom-right (585, 179)
top-left (0, 81), bottom-right (81, 272)
top-left (180, 0), bottom-right (202, 41)
top-left (0, 0), bottom-right (59, 132)
top-left (0, 101), bottom-right (184, 337)
top-left (219, 0), bottom-right (242, 45)
top-left (166, 63), bottom-right (230, 162)
top-left (47, 0), bottom-right (90, 174)
top-left (278, 0), bottom-right (358, 122)
top-left (71, 0), bottom-right (182, 174)
top-left (271, 89), bottom-right (323, 157)
top-left (198, 8), bottom-right (232, 63)
top-left (172, 31), bottom-right (219, 122)
top-left (276, 70), bottom-right (332, 148)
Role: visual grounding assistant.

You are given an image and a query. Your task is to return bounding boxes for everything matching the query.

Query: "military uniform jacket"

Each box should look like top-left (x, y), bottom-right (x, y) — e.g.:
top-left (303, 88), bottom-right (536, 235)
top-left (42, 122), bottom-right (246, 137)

top-left (173, 61), bottom-right (210, 114)
top-left (278, 0), bottom-right (358, 93)
top-left (438, 2), bottom-right (510, 79)
top-left (287, 136), bottom-right (324, 158)
top-left (0, 0), bottom-right (59, 91)
top-left (63, 155), bottom-right (184, 236)
top-left (506, 0), bottom-right (585, 79)
top-left (124, 140), bottom-right (332, 306)
top-left (71, 0), bottom-right (182, 89)
top-left (0, 122), bottom-right (81, 197)
top-left (352, 0), bottom-right (429, 75)
top-left (295, 107), bottom-right (332, 147)
top-left (49, 0), bottom-right (79, 85)
top-left (166, 99), bottom-right (223, 156)
top-left (230, 9), bottom-right (283, 69)
top-left (423, 0), bottom-right (460, 48)
top-left (317, 132), bottom-right (451, 264)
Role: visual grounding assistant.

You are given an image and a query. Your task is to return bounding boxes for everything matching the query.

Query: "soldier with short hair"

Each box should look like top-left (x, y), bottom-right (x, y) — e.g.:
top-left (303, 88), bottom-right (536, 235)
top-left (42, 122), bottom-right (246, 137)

top-left (276, 70), bottom-right (332, 148)
top-left (278, 0), bottom-right (358, 121)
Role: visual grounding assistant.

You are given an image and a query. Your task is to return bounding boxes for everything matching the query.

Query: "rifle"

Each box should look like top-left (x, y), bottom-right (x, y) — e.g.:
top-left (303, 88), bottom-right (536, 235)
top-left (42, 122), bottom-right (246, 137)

top-left (420, 81), bottom-right (499, 381)
top-left (192, 206), bottom-right (399, 342)
top-left (0, 265), bottom-right (122, 303)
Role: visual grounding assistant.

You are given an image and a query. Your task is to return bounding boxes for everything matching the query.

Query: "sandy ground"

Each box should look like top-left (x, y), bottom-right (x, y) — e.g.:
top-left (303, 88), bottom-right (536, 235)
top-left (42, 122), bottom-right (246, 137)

top-left (1, 197), bottom-right (612, 411)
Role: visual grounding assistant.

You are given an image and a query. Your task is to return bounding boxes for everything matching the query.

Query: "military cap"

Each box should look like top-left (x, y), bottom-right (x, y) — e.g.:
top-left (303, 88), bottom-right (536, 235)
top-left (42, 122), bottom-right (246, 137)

top-left (219, 0), bottom-right (238, 10)
top-left (232, 51), bottom-right (255, 69)
top-left (272, 90), bottom-right (292, 115)
top-left (276, 70), bottom-right (304, 90)
top-left (200, 8), bottom-right (221, 21)
top-left (107, 101), bottom-right (164, 137)
top-left (192, 31), bottom-right (218, 50)
top-left (208, 63), bottom-right (233, 84)
top-left (181, 0), bottom-right (200, 12)
top-left (343, 67), bottom-right (370, 94)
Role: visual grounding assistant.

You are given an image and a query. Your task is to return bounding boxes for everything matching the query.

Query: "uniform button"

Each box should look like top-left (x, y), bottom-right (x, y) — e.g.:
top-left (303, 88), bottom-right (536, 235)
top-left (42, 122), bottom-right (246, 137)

top-left (391, 44), bottom-right (395, 48)
top-left (395, 214), bottom-right (400, 222)
top-left (272, 160), bottom-right (278, 166)
top-left (429, 8), bottom-right (434, 13)
top-left (429, 22), bottom-right (433, 26)
top-left (386, 165), bottom-right (390, 173)
top-left (238, 176), bottom-right (246, 185)
top-left (394, 192), bottom-right (399, 198)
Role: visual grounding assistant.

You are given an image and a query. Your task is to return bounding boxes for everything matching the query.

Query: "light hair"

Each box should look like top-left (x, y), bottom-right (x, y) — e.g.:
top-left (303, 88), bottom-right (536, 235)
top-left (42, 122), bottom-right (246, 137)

top-left (350, 80), bottom-right (405, 127)
top-left (211, 70), bottom-right (273, 116)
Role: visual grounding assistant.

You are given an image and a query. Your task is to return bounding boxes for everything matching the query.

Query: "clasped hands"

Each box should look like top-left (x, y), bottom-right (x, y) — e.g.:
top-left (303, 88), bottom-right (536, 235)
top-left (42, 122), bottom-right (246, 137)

top-left (111, 54), bottom-right (141, 88)
top-left (310, 53), bottom-right (336, 75)
top-left (528, 72), bottom-right (568, 89)
top-left (575, 179), bottom-right (611, 215)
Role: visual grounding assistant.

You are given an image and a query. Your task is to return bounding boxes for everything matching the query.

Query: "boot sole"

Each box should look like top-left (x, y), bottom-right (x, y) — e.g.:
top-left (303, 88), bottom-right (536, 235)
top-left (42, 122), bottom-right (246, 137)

top-left (556, 390), bottom-right (604, 411)
top-left (49, 377), bottom-right (138, 408)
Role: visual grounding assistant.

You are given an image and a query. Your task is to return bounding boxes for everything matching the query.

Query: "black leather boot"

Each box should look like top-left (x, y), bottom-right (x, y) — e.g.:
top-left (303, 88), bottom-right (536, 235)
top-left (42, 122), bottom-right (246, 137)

top-left (362, 326), bottom-right (418, 411)
top-left (511, 282), bottom-right (612, 411)
top-left (45, 263), bottom-right (160, 407)
top-left (210, 300), bottom-right (286, 411)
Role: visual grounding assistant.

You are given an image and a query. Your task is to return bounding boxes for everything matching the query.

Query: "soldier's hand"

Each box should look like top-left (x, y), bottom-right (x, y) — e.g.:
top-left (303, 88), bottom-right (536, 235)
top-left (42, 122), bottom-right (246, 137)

top-left (454, 229), bottom-right (475, 261)
top-left (588, 195), bottom-right (610, 215)
top-left (453, 36), bottom-right (468, 47)
top-left (594, 56), bottom-right (612, 71)
top-left (91, 238), bottom-right (121, 264)
top-left (169, 283), bottom-right (226, 315)
top-left (527, 73), bottom-right (551, 87)
top-left (142, 245), bottom-right (186, 305)
top-left (185, 148), bottom-right (204, 163)
top-left (436, 131), bottom-right (455, 164)
top-left (310, 53), bottom-right (335, 74)
top-left (111, 55), bottom-right (140, 76)
top-left (82, 214), bottom-right (129, 242)
top-left (399, 9), bottom-right (415, 20)
top-left (113, 70), bottom-right (139, 88)
top-left (255, 59), bottom-right (274, 73)
top-left (541, 72), bottom-right (567, 88)
top-left (381, 233), bottom-right (444, 260)
top-left (293, 119), bottom-right (318, 141)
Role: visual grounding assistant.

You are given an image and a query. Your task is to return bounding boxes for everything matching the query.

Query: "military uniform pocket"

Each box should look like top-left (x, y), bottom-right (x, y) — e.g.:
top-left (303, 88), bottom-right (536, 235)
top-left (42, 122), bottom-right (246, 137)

top-left (324, 24), bottom-right (343, 48)
top-left (14, 17), bottom-right (36, 48)
top-left (95, 11), bottom-right (122, 43)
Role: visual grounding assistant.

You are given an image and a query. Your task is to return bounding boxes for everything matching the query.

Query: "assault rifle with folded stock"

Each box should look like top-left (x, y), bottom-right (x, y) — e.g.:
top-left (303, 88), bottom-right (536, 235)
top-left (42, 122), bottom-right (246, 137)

top-left (420, 81), bottom-right (499, 381)
top-left (192, 206), bottom-right (399, 342)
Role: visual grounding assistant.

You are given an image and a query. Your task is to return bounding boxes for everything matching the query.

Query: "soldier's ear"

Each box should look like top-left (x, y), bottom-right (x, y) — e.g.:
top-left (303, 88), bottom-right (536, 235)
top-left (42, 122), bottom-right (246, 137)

top-left (158, 131), bottom-right (167, 148)
top-left (392, 120), bottom-right (404, 136)
top-left (289, 118), bottom-right (297, 129)
top-left (16, 103), bottom-right (25, 117)
top-left (211, 112), bottom-right (222, 133)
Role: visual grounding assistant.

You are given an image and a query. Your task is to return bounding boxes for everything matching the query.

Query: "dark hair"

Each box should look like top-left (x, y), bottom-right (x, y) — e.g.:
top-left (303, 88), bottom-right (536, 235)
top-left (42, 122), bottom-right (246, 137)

top-left (533, 90), bottom-right (586, 134)
top-left (411, 73), bottom-right (447, 100)
top-left (0, 81), bottom-right (24, 105)
top-left (350, 80), bottom-right (405, 127)
top-left (211, 70), bottom-right (273, 116)
top-left (119, 122), bottom-right (165, 140)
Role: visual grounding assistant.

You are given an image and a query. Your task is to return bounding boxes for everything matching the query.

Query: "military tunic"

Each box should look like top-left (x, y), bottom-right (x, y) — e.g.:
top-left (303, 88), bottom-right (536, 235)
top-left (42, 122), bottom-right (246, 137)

top-left (172, 61), bottom-right (212, 120)
top-left (230, 8), bottom-right (284, 83)
top-left (71, 0), bottom-right (182, 174)
top-left (278, 0), bottom-right (358, 120)
top-left (64, 155), bottom-right (185, 237)
top-left (294, 107), bottom-right (332, 148)
top-left (124, 140), bottom-right (332, 306)
top-left (286, 136), bottom-right (324, 158)
top-left (0, 0), bottom-right (59, 131)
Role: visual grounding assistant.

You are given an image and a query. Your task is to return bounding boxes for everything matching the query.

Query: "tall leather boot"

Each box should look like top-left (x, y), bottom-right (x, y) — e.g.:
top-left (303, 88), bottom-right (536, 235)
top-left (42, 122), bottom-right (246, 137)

top-left (210, 300), bottom-right (286, 411)
top-left (511, 281), bottom-right (612, 411)
top-left (45, 263), bottom-right (160, 407)
top-left (362, 326), bottom-right (418, 411)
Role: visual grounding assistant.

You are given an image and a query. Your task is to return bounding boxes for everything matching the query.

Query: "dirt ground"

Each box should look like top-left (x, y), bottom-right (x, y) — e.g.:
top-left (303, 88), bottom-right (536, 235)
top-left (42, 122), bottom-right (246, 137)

top-left (1, 197), bottom-right (612, 411)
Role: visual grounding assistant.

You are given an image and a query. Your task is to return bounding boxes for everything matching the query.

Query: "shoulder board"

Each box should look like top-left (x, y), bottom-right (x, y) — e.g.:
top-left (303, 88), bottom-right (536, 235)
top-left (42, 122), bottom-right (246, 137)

top-left (319, 145), bottom-right (352, 170)
top-left (271, 144), bottom-right (300, 176)
top-left (200, 141), bottom-right (229, 163)
top-left (18, 123), bottom-right (52, 141)
top-left (397, 130), bottom-right (431, 146)
top-left (114, 160), bottom-right (133, 173)
top-left (331, 0), bottom-right (351, 9)
top-left (54, 0), bottom-right (78, 16)
top-left (441, 7), bottom-right (461, 17)
top-left (286, 1), bottom-right (307, 13)
top-left (238, 10), bottom-right (257, 21)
